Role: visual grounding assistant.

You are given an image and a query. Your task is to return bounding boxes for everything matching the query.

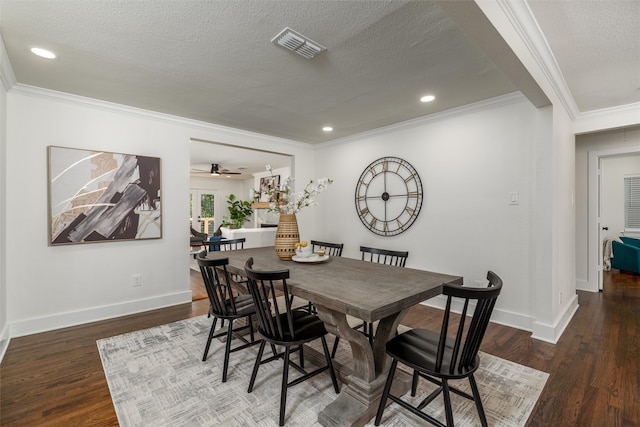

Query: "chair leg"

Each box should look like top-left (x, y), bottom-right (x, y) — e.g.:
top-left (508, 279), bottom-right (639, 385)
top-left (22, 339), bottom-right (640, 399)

top-left (411, 370), bottom-right (419, 396)
top-left (374, 358), bottom-right (398, 426)
top-left (248, 340), bottom-right (266, 393)
top-left (442, 379), bottom-right (454, 427)
top-left (299, 344), bottom-right (305, 368)
top-left (202, 317), bottom-right (218, 362)
top-left (469, 374), bottom-right (488, 427)
top-left (221, 319), bottom-right (234, 382)
top-left (279, 346), bottom-right (291, 426)
top-left (320, 336), bottom-right (340, 393)
top-left (248, 315), bottom-right (255, 342)
top-left (331, 336), bottom-right (340, 359)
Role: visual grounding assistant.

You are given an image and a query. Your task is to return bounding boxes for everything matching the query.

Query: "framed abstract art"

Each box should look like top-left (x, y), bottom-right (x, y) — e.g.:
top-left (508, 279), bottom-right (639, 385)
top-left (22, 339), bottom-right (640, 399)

top-left (48, 146), bottom-right (162, 245)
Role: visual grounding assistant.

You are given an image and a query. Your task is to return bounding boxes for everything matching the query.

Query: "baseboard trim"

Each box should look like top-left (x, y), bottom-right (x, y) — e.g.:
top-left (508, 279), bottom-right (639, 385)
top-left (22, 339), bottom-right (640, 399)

top-left (8, 291), bottom-right (192, 338)
top-left (0, 324), bottom-right (10, 365)
top-left (576, 278), bottom-right (596, 292)
top-left (531, 294), bottom-right (579, 344)
top-left (422, 295), bottom-right (534, 333)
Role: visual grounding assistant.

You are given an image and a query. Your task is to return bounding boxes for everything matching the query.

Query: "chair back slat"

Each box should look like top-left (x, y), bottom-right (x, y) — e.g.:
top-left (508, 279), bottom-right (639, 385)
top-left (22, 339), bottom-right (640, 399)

top-left (439, 272), bottom-right (503, 375)
top-left (360, 246), bottom-right (408, 267)
top-left (311, 240), bottom-right (344, 256)
top-left (197, 254), bottom-right (240, 317)
top-left (244, 258), bottom-right (296, 342)
top-left (209, 237), bottom-right (246, 251)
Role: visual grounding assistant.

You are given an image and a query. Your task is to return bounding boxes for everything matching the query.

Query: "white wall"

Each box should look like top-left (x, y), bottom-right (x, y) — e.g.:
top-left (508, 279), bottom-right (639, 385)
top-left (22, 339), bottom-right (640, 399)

top-left (602, 155), bottom-right (640, 238)
top-left (0, 50), bottom-right (8, 360)
top-left (575, 126), bottom-right (640, 286)
top-left (5, 88), bottom-right (315, 337)
top-left (313, 95), bottom-right (538, 331)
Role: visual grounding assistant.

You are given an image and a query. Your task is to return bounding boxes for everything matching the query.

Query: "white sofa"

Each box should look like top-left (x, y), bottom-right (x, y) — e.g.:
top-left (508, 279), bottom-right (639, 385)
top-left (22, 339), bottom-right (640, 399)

top-left (220, 227), bottom-right (277, 249)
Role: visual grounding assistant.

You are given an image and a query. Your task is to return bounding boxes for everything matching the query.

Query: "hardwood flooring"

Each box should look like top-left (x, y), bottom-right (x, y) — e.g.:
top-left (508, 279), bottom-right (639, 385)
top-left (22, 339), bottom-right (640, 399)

top-left (1, 271), bottom-right (638, 426)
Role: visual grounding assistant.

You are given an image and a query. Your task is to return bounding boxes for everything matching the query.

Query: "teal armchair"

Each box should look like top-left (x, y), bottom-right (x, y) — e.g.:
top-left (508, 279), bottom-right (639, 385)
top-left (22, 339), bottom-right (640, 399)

top-left (612, 237), bottom-right (640, 274)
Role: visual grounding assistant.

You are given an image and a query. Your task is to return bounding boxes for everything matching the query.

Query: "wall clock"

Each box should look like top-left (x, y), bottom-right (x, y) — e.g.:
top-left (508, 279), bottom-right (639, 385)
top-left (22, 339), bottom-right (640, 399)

top-left (355, 156), bottom-right (423, 236)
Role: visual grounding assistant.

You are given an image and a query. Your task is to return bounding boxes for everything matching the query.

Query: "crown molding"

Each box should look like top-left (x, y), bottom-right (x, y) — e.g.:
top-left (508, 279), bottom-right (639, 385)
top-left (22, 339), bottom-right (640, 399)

top-left (494, 0), bottom-right (579, 120)
top-left (9, 83), bottom-right (307, 148)
top-left (574, 102), bottom-right (640, 135)
top-left (320, 91), bottom-right (528, 148)
top-left (0, 36), bottom-right (17, 91)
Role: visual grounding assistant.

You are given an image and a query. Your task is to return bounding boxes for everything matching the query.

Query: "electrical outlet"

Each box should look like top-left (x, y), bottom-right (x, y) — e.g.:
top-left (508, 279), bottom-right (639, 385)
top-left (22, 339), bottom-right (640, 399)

top-left (131, 273), bottom-right (142, 287)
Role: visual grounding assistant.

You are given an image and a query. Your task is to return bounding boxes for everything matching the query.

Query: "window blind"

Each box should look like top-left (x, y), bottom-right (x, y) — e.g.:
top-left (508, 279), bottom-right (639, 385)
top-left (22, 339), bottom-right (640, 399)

top-left (624, 175), bottom-right (640, 230)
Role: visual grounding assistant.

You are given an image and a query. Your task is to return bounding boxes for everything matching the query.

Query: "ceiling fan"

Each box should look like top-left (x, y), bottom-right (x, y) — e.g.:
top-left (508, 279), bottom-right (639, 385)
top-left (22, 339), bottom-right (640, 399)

top-left (208, 163), bottom-right (241, 176)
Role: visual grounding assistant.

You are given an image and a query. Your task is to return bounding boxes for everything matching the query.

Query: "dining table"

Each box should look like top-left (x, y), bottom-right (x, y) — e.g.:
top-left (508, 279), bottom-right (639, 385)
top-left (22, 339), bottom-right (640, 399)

top-left (205, 246), bottom-right (462, 427)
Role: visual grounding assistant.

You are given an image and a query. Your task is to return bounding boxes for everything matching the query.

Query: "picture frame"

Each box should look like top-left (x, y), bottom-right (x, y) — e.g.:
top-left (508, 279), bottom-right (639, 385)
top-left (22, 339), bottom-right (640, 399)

top-left (48, 146), bottom-right (162, 245)
top-left (259, 175), bottom-right (280, 203)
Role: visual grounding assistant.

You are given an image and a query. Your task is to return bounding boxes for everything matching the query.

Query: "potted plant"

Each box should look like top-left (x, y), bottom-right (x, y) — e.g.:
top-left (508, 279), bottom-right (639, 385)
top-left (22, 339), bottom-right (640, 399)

top-left (221, 194), bottom-right (253, 229)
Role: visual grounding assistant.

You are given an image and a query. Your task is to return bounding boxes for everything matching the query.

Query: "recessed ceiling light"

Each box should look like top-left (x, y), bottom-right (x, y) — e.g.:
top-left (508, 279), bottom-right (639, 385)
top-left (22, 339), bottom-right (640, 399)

top-left (30, 47), bottom-right (56, 59)
top-left (322, 126), bottom-right (333, 132)
top-left (420, 95), bottom-right (435, 103)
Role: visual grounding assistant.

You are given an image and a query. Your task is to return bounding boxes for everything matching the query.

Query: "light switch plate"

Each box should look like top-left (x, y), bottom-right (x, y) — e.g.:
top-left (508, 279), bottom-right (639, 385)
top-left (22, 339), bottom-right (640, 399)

top-left (509, 192), bottom-right (519, 205)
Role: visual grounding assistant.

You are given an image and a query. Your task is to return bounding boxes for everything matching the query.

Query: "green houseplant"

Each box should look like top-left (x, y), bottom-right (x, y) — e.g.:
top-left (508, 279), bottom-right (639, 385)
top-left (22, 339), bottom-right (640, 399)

top-left (221, 194), bottom-right (253, 229)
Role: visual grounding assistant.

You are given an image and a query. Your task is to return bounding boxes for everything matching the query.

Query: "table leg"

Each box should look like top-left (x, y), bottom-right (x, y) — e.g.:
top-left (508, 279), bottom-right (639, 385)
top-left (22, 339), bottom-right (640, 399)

top-left (315, 306), bottom-right (410, 427)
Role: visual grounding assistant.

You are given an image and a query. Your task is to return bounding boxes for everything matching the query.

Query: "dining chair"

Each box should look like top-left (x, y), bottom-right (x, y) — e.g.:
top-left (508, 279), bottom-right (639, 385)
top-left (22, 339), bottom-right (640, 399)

top-left (310, 240), bottom-right (344, 256)
top-left (197, 254), bottom-right (259, 382)
top-left (331, 245), bottom-right (409, 357)
top-left (360, 245), bottom-right (408, 267)
top-left (302, 240), bottom-right (344, 316)
top-left (244, 257), bottom-right (340, 426)
top-left (374, 271), bottom-right (503, 427)
top-left (209, 237), bottom-right (246, 251)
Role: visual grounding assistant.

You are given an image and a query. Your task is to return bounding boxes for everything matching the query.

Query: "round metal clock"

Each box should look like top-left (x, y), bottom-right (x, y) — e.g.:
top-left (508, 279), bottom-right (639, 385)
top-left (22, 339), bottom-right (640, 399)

top-left (355, 156), bottom-right (423, 236)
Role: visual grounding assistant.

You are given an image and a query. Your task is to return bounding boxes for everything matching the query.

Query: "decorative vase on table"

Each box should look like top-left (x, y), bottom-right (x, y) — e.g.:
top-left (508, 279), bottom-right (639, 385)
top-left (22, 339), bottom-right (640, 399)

top-left (275, 214), bottom-right (299, 260)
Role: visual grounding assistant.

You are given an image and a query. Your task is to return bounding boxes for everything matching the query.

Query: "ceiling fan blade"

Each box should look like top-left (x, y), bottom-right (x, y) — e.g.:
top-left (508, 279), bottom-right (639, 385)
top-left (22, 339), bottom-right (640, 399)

top-left (211, 163), bottom-right (241, 175)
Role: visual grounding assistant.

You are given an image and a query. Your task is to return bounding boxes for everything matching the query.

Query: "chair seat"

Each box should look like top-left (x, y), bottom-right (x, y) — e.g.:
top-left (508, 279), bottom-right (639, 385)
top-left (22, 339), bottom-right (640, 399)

top-left (387, 329), bottom-right (480, 380)
top-left (212, 294), bottom-right (255, 318)
top-left (259, 310), bottom-right (327, 345)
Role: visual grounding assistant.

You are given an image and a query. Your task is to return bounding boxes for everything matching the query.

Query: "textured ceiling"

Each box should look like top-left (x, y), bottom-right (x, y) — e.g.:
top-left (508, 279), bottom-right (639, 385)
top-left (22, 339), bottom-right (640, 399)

top-left (528, 0), bottom-right (640, 112)
top-left (0, 0), bottom-right (519, 145)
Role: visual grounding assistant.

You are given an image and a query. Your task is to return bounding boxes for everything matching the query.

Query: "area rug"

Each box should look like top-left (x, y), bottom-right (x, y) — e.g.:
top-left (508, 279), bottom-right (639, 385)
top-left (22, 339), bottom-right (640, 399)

top-left (97, 316), bottom-right (548, 426)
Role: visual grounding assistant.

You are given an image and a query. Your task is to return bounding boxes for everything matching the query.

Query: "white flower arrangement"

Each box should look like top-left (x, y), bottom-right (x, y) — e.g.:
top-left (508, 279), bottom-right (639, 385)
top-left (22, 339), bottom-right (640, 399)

top-left (265, 165), bottom-right (333, 214)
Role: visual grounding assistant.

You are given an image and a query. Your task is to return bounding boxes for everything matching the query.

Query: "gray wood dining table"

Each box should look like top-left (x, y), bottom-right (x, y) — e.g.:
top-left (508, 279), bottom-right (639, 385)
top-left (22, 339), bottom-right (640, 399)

top-left (205, 246), bottom-right (462, 427)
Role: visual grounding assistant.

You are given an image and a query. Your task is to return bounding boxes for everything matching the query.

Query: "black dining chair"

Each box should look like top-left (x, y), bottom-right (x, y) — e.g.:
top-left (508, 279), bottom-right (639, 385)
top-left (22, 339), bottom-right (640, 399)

top-left (310, 240), bottom-right (344, 256)
top-left (360, 245), bottom-right (408, 267)
top-left (208, 237), bottom-right (246, 251)
top-left (374, 271), bottom-right (503, 427)
top-left (331, 246), bottom-right (409, 357)
top-left (197, 254), bottom-right (259, 382)
top-left (244, 257), bottom-right (340, 426)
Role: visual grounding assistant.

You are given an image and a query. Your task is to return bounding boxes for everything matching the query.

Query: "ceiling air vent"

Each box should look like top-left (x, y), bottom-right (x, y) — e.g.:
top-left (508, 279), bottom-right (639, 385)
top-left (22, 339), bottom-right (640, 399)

top-left (271, 27), bottom-right (326, 59)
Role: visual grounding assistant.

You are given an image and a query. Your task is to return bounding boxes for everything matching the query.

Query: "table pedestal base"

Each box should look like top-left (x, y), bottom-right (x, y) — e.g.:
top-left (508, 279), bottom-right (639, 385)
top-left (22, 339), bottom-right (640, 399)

top-left (318, 370), bottom-right (411, 427)
top-left (315, 305), bottom-right (410, 427)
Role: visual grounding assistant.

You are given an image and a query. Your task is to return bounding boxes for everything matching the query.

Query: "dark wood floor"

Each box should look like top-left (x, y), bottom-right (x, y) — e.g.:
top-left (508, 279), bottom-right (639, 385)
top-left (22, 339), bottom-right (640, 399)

top-left (1, 271), bottom-right (638, 426)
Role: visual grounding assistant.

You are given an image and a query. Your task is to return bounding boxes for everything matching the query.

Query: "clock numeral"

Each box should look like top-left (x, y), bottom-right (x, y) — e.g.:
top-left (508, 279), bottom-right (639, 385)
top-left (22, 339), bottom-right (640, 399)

top-left (383, 221), bottom-right (389, 233)
top-left (396, 219), bottom-right (403, 229)
top-left (369, 218), bottom-right (377, 229)
top-left (408, 191), bottom-right (421, 198)
top-left (404, 173), bottom-right (417, 183)
top-left (382, 161), bottom-right (388, 172)
top-left (360, 207), bottom-right (369, 217)
top-left (357, 195), bottom-right (367, 202)
top-left (405, 206), bottom-right (415, 215)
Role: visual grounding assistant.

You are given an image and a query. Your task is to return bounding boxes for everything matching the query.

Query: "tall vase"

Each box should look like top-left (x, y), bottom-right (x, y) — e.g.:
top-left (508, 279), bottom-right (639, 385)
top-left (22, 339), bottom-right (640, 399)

top-left (275, 213), bottom-right (299, 260)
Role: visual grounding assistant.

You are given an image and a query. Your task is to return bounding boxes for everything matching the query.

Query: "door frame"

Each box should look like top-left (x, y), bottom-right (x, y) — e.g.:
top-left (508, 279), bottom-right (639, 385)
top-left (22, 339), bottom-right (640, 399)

top-left (588, 146), bottom-right (640, 291)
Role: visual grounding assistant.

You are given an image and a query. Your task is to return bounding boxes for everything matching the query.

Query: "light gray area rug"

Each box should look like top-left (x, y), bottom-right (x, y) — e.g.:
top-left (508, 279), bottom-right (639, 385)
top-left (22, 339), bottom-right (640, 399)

top-left (97, 316), bottom-right (548, 426)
